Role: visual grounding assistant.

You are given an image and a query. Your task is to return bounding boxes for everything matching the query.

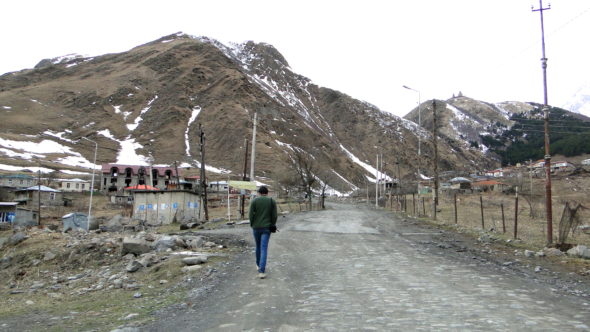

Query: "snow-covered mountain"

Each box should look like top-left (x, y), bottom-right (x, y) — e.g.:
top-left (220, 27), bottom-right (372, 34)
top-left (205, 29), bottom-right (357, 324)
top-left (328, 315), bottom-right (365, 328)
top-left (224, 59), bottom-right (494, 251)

top-left (563, 83), bottom-right (590, 118)
top-left (0, 33), bottom-right (498, 193)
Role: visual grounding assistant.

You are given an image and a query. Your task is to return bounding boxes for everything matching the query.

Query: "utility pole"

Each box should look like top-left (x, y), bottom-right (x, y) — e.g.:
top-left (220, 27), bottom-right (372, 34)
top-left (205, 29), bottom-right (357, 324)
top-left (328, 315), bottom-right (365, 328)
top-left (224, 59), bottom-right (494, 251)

top-left (82, 137), bottom-right (97, 231)
top-left (375, 154), bottom-right (379, 208)
top-left (250, 112), bottom-right (257, 183)
top-left (37, 168), bottom-right (41, 226)
top-left (532, 0), bottom-right (553, 244)
top-left (381, 154), bottom-right (387, 197)
top-left (241, 138), bottom-right (249, 219)
top-left (199, 124), bottom-right (209, 221)
top-left (174, 161), bottom-right (180, 189)
top-left (432, 100), bottom-right (439, 220)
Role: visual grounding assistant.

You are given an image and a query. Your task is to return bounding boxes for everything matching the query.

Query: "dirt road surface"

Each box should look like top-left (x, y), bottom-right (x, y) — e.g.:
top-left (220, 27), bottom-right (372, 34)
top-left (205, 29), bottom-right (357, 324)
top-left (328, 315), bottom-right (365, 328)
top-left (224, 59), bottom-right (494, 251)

top-left (145, 203), bottom-right (590, 331)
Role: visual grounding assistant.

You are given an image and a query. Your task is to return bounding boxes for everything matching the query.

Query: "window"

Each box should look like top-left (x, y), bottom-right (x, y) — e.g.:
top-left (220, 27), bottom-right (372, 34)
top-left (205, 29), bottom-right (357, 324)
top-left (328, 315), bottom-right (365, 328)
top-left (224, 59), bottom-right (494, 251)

top-left (8, 179), bottom-right (12, 184)
top-left (82, 184), bottom-right (85, 190)
top-left (75, 183), bottom-right (79, 189)
top-left (49, 193), bottom-right (56, 200)
top-left (67, 183), bottom-right (71, 188)
top-left (19, 180), bottom-right (23, 184)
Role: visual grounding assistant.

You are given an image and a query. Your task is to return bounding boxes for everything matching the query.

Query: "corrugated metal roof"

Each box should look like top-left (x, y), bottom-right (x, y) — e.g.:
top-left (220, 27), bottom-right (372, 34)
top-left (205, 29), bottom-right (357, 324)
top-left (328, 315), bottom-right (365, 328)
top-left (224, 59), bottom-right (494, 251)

top-left (17, 185), bottom-right (61, 192)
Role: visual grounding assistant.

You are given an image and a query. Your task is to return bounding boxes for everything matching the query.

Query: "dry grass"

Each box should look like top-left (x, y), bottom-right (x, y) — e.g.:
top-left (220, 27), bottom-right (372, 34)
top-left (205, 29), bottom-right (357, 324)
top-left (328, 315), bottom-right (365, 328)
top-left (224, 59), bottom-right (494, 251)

top-left (393, 175), bottom-right (590, 250)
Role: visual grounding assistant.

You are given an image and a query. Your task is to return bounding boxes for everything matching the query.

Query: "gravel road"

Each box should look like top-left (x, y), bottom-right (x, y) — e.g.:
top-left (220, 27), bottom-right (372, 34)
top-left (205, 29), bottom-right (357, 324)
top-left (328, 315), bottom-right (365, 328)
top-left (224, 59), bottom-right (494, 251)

top-left (145, 203), bottom-right (590, 331)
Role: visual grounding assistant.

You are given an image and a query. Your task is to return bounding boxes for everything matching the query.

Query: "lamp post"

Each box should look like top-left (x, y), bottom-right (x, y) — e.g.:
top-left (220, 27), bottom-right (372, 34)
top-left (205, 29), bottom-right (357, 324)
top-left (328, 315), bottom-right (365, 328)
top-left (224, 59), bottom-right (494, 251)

top-left (82, 137), bottom-right (97, 231)
top-left (403, 85), bottom-right (421, 156)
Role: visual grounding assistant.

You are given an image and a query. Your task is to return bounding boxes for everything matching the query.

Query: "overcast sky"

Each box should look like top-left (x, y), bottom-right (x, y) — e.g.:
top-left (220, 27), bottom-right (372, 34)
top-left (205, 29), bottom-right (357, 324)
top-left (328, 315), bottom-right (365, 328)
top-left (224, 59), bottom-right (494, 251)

top-left (1, 0), bottom-right (588, 117)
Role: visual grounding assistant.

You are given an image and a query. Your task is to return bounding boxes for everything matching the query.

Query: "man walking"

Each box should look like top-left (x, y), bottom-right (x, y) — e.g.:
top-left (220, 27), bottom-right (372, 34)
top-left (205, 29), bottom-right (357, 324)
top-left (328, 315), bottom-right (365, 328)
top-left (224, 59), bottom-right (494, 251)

top-left (249, 186), bottom-right (278, 279)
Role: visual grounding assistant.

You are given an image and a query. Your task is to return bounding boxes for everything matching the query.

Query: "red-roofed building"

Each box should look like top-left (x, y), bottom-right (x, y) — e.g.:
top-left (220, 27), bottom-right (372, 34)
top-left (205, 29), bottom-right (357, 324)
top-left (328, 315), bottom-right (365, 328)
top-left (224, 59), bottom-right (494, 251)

top-left (100, 164), bottom-right (180, 193)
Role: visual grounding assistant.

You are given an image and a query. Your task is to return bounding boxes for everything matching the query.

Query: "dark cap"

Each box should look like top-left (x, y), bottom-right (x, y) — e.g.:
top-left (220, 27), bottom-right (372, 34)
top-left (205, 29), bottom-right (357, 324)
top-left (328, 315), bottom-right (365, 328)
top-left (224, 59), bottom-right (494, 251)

top-left (257, 186), bottom-right (269, 194)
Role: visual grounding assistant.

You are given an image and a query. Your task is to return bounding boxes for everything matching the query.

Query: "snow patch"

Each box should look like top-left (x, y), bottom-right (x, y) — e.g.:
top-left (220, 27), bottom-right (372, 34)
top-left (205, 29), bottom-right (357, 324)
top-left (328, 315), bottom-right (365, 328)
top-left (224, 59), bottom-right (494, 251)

top-left (185, 106), bottom-right (201, 156)
top-left (0, 164), bottom-right (54, 173)
top-left (339, 144), bottom-right (391, 182)
top-left (127, 96), bottom-right (158, 131)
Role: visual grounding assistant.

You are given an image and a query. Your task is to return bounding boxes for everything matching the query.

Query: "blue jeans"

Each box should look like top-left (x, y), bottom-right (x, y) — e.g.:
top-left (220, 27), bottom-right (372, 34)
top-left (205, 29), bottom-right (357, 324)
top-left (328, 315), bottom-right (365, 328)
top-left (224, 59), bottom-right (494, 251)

top-left (252, 228), bottom-right (271, 273)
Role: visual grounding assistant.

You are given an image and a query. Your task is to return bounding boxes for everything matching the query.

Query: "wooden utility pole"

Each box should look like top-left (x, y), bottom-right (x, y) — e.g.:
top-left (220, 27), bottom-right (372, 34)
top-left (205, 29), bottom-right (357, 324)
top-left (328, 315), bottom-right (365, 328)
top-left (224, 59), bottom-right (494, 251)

top-left (199, 124), bottom-right (209, 221)
top-left (173, 161), bottom-right (180, 189)
top-left (532, 0), bottom-right (553, 245)
top-left (480, 195), bottom-right (485, 229)
top-left (375, 154), bottom-right (379, 208)
top-left (250, 112), bottom-right (257, 182)
top-left (514, 186), bottom-right (519, 239)
top-left (432, 100), bottom-right (440, 220)
top-left (241, 139), bottom-right (249, 219)
top-left (37, 168), bottom-right (41, 226)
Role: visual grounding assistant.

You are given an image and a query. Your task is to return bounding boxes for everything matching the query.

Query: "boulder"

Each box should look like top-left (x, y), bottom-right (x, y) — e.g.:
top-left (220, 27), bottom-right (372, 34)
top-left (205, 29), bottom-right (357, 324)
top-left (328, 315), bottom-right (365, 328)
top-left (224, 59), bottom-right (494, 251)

top-left (0, 237), bottom-right (8, 249)
top-left (43, 251), bottom-right (57, 261)
top-left (8, 232), bottom-right (28, 246)
top-left (567, 245), bottom-right (590, 259)
top-left (138, 253), bottom-right (159, 267)
top-left (544, 248), bottom-right (565, 257)
top-left (182, 256), bottom-right (208, 266)
top-left (182, 236), bottom-right (204, 249)
top-left (121, 237), bottom-right (151, 256)
top-left (524, 250), bottom-right (535, 258)
top-left (174, 237), bottom-right (186, 248)
top-left (103, 215), bottom-right (124, 232)
top-left (181, 265), bottom-right (203, 273)
top-left (154, 236), bottom-right (177, 252)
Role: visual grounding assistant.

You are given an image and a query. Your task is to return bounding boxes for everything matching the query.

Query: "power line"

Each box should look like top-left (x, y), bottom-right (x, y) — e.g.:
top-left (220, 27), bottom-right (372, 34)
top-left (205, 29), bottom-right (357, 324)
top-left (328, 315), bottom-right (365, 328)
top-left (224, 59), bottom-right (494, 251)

top-left (509, 128), bottom-right (590, 135)
top-left (516, 124), bottom-right (590, 130)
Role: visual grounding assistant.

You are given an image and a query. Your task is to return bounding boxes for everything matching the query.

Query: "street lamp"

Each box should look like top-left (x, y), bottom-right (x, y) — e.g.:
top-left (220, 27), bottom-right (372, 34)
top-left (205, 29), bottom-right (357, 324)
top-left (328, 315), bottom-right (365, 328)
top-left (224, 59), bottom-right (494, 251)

top-left (403, 85), bottom-right (421, 156)
top-left (82, 137), bottom-right (97, 231)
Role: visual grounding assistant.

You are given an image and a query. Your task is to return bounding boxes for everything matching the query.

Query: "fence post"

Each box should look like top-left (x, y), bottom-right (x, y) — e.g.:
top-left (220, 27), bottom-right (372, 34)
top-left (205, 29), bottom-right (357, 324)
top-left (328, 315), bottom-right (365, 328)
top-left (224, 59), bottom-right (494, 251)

top-left (412, 194), bottom-right (416, 216)
top-left (480, 195), bottom-right (485, 229)
top-left (454, 193), bottom-right (458, 224)
top-left (501, 202), bottom-right (506, 233)
top-left (422, 197), bottom-right (426, 216)
top-left (514, 187), bottom-right (519, 239)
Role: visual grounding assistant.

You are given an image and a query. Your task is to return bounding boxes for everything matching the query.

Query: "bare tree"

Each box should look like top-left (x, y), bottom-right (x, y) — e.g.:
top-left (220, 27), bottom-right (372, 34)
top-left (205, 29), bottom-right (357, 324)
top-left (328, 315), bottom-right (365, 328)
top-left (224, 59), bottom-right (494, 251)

top-left (292, 150), bottom-right (317, 210)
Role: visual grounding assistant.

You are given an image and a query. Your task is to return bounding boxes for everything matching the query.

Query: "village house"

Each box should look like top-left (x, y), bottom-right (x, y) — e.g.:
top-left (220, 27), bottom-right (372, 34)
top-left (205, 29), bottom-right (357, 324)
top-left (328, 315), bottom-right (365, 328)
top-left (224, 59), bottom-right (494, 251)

top-left (484, 169), bottom-right (504, 178)
top-left (531, 160), bottom-right (575, 173)
top-left (0, 202), bottom-right (36, 226)
top-left (59, 178), bottom-right (91, 192)
top-left (472, 180), bottom-right (508, 193)
top-left (13, 185), bottom-right (64, 207)
top-left (551, 161), bottom-right (575, 172)
top-left (209, 180), bottom-right (229, 192)
top-left (0, 173), bottom-right (36, 189)
top-left (132, 190), bottom-right (201, 225)
top-left (100, 164), bottom-right (180, 194)
top-left (449, 177), bottom-right (472, 190)
top-left (582, 159), bottom-right (590, 166)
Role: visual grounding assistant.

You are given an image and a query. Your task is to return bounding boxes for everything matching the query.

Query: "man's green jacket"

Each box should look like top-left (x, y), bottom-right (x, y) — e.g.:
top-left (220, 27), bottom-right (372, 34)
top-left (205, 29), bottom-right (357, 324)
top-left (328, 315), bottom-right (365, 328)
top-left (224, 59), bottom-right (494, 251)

top-left (249, 196), bottom-right (277, 229)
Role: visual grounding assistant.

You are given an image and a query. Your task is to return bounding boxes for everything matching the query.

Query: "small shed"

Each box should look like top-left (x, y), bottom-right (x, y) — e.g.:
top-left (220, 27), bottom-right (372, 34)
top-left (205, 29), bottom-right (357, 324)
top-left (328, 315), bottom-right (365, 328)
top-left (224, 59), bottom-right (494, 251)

top-left (472, 180), bottom-right (508, 192)
top-left (133, 190), bottom-right (201, 225)
top-left (0, 202), bottom-right (37, 227)
top-left (449, 177), bottom-right (472, 190)
top-left (62, 212), bottom-right (90, 232)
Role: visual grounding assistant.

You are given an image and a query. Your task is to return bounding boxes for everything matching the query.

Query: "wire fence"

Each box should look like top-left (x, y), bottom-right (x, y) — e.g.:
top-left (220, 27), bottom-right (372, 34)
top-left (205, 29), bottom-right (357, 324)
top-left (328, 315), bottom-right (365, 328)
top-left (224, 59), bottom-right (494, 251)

top-left (386, 190), bottom-right (590, 248)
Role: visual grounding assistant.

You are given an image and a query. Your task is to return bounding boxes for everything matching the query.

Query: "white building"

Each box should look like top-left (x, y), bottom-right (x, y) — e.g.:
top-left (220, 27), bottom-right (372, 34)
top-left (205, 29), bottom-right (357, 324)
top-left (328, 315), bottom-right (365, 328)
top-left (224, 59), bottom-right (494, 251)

top-left (59, 178), bottom-right (91, 192)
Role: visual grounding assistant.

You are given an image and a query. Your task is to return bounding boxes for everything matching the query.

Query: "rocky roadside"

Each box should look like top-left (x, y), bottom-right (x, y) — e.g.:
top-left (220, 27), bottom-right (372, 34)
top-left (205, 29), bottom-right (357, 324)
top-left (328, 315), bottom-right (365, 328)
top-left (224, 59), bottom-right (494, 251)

top-left (0, 215), bottom-right (249, 332)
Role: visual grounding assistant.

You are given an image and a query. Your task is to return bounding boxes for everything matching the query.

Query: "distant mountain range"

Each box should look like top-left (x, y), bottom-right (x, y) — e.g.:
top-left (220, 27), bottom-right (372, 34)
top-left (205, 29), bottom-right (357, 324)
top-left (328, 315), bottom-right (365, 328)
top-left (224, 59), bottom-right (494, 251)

top-left (404, 96), bottom-right (590, 166)
top-left (0, 32), bottom-right (587, 194)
